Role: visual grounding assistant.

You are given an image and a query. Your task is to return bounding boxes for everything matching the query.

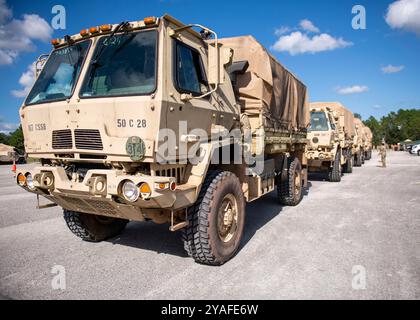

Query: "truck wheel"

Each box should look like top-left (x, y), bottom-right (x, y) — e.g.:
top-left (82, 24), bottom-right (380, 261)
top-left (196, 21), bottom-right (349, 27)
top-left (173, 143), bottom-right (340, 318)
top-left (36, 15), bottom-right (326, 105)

top-left (343, 156), bottom-right (353, 174)
top-left (182, 171), bottom-right (245, 266)
top-left (361, 153), bottom-right (365, 165)
top-left (277, 157), bottom-right (303, 206)
top-left (354, 154), bottom-right (362, 167)
top-left (63, 210), bottom-right (128, 242)
top-left (329, 151), bottom-right (342, 182)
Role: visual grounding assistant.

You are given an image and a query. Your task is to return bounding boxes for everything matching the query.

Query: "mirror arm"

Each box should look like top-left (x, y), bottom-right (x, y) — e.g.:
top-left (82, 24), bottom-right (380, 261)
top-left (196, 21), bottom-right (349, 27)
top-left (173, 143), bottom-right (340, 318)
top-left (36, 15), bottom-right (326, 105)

top-left (170, 24), bottom-right (219, 102)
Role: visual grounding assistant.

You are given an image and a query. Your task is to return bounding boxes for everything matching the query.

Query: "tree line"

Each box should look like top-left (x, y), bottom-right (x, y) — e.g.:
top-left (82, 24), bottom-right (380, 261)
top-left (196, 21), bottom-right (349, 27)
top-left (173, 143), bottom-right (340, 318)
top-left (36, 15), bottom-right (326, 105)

top-left (363, 109), bottom-right (420, 146)
top-left (0, 126), bottom-right (24, 150)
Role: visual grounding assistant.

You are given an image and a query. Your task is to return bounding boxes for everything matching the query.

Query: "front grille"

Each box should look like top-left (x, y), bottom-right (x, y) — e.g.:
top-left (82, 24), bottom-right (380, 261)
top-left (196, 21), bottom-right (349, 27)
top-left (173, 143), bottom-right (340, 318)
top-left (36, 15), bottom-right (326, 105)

top-left (52, 130), bottom-right (72, 149)
top-left (74, 129), bottom-right (103, 150)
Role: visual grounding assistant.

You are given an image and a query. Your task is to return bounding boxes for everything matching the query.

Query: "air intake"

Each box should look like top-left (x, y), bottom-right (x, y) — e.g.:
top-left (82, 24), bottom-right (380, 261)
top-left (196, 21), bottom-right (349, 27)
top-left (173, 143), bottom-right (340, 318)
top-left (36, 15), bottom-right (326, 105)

top-left (52, 130), bottom-right (72, 149)
top-left (74, 129), bottom-right (103, 150)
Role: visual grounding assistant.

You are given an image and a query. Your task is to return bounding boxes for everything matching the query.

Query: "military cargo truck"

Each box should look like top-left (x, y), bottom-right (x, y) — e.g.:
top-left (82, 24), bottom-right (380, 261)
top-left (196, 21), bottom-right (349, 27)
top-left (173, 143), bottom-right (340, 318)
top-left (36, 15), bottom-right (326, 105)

top-left (306, 102), bottom-right (355, 182)
top-left (0, 144), bottom-right (15, 163)
top-left (16, 15), bottom-right (309, 265)
top-left (362, 125), bottom-right (373, 160)
top-left (353, 118), bottom-right (365, 166)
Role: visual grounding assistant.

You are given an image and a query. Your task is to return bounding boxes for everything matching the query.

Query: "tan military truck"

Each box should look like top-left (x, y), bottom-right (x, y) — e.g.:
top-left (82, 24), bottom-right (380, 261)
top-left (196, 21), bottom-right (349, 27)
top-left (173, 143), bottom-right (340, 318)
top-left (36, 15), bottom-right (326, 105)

top-left (0, 144), bottom-right (15, 163)
top-left (15, 15), bottom-right (309, 265)
top-left (362, 125), bottom-right (373, 160)
top-left (353, 118), bottom-right (365, 166)
top-left (306, 102), bottom-right (355, 182)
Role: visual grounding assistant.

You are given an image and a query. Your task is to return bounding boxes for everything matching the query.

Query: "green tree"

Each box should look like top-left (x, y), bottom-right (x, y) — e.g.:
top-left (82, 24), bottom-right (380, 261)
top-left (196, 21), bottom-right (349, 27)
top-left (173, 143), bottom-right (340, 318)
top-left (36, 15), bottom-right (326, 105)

top-left (363, 116), bottom-right (382, 146)
top-left (0, 132), bottom-right (9, 144)
top-left (354, 113), bottom-right (362, 120)
top-left (8, 126), bottom-right (24, 150)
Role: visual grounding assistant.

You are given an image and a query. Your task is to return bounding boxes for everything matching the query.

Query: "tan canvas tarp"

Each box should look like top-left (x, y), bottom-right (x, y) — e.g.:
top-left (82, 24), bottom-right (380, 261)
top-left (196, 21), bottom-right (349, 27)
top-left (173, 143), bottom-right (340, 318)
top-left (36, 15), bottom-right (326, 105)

top-left (0, 143), bottom-right (14, 152)
top-left (219, 36), bottom-right (309, 130)
top-left (309, 102), bottom-right (355, 138)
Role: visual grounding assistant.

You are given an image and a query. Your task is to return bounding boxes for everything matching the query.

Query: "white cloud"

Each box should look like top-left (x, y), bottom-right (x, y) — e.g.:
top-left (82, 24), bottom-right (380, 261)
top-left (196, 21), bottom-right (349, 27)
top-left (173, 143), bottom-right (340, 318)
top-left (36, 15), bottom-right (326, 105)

top-left (299, 19), bottom-right (320, 33)
top-left (275, 26), bottom-right (291, 36)
top-left (381, 64), bottom-right (405, 73)
top-left (385, 0), bottom-right (420, 36)
top-left (336, 85), bottom-right (369, 95)
top-left (11, 63), bottom-right (36, 97)
top-left (272, 31), bottom-right (353, 55)
top-left (0, 1), bottom-right (53, 65)
top-left (0, 0), bottom-right (11, 24)
top-left (373, 104), bottom-right (383, 109)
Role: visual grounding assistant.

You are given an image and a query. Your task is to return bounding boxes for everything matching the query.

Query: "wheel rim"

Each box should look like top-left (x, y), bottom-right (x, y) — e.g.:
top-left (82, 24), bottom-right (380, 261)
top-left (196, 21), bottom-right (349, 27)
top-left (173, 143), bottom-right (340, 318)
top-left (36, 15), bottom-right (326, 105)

top-left (217, 193), bottom-right (238, 243)
top-left (294, 170), bottom-right (301, 196)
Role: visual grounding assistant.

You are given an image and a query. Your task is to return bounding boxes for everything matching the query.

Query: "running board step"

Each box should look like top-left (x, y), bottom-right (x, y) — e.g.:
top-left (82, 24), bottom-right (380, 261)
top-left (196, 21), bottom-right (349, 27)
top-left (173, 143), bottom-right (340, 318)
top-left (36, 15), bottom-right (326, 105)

top-left (169, 221), bottom-right (189, 232)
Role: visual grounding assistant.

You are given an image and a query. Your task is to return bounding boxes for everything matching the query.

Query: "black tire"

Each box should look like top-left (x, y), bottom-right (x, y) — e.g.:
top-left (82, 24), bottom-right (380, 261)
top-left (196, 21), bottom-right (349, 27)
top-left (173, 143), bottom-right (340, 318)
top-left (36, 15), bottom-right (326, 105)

top-left (354, 153), bottom-right (362, 167)
top-left (343, 155), bottom-right (353, 174)
top-left (63, 210), bottom-right (128, 242)
top-left (329, 150), bottom-right (342, 182)
top-left (361, 152), bottom-right (365, 165)
top-left (417, 150), bottom-right (420, 156)
top-left (182, 171), bottom-right (245, 266)
top-left (277, 157), bottom-right (303, 206)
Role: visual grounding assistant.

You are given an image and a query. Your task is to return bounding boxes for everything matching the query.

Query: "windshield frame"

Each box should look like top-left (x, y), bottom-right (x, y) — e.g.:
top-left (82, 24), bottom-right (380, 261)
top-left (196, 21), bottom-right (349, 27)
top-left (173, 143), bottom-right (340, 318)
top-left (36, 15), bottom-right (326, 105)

top-left (78, 29), bottom-right (159, 100)
top-left (309, 111), bottom-right (331, 132)
top-left (24, 39), bottom-right (92, 106)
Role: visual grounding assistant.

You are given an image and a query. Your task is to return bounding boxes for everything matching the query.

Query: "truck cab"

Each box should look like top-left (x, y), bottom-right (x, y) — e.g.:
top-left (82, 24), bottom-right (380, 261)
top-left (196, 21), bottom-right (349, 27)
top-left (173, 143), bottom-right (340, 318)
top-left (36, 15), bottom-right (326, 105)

top-left (306, 102), bottom-right (355, 182)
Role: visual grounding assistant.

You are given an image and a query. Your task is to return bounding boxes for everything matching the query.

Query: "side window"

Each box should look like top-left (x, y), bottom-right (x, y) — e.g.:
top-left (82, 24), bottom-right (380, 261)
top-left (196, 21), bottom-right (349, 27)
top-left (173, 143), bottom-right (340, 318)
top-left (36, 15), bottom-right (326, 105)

top-left (175, 41), bottom-right (207, 95)
top-left (329, 114), bottom-right (336, 130)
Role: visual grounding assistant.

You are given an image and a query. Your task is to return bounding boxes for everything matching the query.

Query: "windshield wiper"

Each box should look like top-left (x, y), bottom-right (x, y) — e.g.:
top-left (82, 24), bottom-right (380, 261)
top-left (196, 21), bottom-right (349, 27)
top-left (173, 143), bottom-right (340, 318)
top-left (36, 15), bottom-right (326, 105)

top-left (90, 21), bottom-right (130, 67)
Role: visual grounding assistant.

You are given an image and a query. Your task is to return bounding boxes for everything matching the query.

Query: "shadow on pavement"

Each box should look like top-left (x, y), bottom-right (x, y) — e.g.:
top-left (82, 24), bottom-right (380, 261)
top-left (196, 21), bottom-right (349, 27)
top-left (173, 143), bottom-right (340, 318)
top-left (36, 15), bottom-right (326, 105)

top-left (108, 182), bottom-right (313, 260)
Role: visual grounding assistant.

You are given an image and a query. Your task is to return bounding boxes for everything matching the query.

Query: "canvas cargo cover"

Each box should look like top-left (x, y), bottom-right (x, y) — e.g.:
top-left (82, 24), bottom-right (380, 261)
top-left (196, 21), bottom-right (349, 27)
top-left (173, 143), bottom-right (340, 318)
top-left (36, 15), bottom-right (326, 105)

top-left (0, 143), bottom-right (14, 153)
top-left (309, 102), bottom-right (355, 138)
top-left (363, 126), bottom-right (373, 140)
top-left (219, 36), bottom-right (309, 130)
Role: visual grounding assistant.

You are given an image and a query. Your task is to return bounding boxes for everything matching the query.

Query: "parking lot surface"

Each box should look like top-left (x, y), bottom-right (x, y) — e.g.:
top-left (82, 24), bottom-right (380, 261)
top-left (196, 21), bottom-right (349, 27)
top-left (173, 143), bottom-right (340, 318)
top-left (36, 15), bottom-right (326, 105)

top-left (0, 151), bottom-right (419, 299)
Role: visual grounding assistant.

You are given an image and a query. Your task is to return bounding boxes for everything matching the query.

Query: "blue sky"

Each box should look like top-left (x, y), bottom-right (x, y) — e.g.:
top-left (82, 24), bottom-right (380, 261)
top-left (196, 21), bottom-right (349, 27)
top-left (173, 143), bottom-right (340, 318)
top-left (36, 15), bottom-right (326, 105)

top-left (1, 0), bottom-right (419, 133)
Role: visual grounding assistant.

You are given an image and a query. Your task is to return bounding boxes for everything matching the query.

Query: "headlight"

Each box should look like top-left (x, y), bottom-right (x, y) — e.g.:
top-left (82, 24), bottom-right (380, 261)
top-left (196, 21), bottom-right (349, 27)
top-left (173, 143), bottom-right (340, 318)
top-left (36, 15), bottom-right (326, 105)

top-left (122, 180), bottom-right (139, 202)
top-left (26, 173), bottom-right (35, 190)
top-left (312, 137), bottom-right (319, 144)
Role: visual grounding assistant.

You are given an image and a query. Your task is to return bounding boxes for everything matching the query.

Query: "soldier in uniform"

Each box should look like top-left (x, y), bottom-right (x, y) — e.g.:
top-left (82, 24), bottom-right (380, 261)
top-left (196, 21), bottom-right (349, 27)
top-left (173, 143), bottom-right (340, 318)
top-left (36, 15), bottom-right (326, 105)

top-left (378, 143), bottom-right (387, 168)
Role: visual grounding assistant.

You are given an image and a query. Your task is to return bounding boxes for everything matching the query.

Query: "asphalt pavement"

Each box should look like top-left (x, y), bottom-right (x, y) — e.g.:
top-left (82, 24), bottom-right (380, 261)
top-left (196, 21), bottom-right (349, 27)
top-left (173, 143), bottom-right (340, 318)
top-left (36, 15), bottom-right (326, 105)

top-left (0, 151), bottom-right (419, 299)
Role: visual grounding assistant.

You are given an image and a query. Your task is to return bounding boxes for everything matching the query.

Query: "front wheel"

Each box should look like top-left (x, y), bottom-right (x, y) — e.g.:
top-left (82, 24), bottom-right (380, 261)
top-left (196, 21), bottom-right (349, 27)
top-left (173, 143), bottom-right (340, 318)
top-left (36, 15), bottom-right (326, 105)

top-left (329, 150), bottom-right (342, 182)
top-left (182, 171), bottom-right (246, 266)
top-left (63, 210), bottom-right (128, 242)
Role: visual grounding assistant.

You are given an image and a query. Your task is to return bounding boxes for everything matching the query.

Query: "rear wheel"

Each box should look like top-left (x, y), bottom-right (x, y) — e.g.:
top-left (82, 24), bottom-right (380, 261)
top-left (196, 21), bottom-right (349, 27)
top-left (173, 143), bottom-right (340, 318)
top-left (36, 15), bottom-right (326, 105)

top-left (343, 155), bottom-right (353, 174)
top-left (354, 153), bottom-right (362, 167)
top-left (329, 150), bottom-right (342, 182)
top-left (417, 150), bottom-right (420, 156)
top-left (182, 171), bottom-right (245, 266)
top-left (277, 157), bottom-right (303, 206)
top-left (63, 210), bottom-right (128, 242)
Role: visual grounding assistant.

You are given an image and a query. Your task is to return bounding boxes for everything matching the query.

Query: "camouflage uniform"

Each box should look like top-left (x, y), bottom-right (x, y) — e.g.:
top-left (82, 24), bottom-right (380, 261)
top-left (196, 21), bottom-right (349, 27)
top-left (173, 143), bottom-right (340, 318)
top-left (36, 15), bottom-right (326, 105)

top-left (379, 145), bottom-right (387, 168)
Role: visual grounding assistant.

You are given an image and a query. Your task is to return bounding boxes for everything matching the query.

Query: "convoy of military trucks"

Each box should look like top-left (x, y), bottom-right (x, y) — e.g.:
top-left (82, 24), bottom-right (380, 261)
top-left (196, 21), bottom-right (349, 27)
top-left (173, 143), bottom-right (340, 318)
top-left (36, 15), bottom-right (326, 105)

top-left (14, 15), bottom-right (372, 265)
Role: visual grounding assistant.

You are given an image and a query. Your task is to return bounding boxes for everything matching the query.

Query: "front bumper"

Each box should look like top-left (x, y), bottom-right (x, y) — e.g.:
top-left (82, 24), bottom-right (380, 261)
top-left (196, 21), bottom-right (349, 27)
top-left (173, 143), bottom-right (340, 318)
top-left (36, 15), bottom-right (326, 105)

top-left (16, 166), bottom-right (179, 220)
top-left (306, 150), bottom-right (334, 161)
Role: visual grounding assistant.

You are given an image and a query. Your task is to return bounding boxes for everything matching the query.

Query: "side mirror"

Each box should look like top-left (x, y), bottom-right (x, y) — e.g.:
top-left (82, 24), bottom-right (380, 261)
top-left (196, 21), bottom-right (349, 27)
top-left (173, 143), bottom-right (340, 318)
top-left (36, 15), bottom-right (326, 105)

top-left (208, 43), bottom-right (233, 85)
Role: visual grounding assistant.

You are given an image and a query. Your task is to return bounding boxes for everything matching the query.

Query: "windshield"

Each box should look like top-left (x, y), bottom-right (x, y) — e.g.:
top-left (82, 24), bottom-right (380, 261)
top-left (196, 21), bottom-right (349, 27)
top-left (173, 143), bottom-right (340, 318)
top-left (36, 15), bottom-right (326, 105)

top-left (25, 41), bottom-right (90, 105)
top-left (309, 111), bottom-right (330, 131)
top-left (80, 30), bottom-right (157, 97)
